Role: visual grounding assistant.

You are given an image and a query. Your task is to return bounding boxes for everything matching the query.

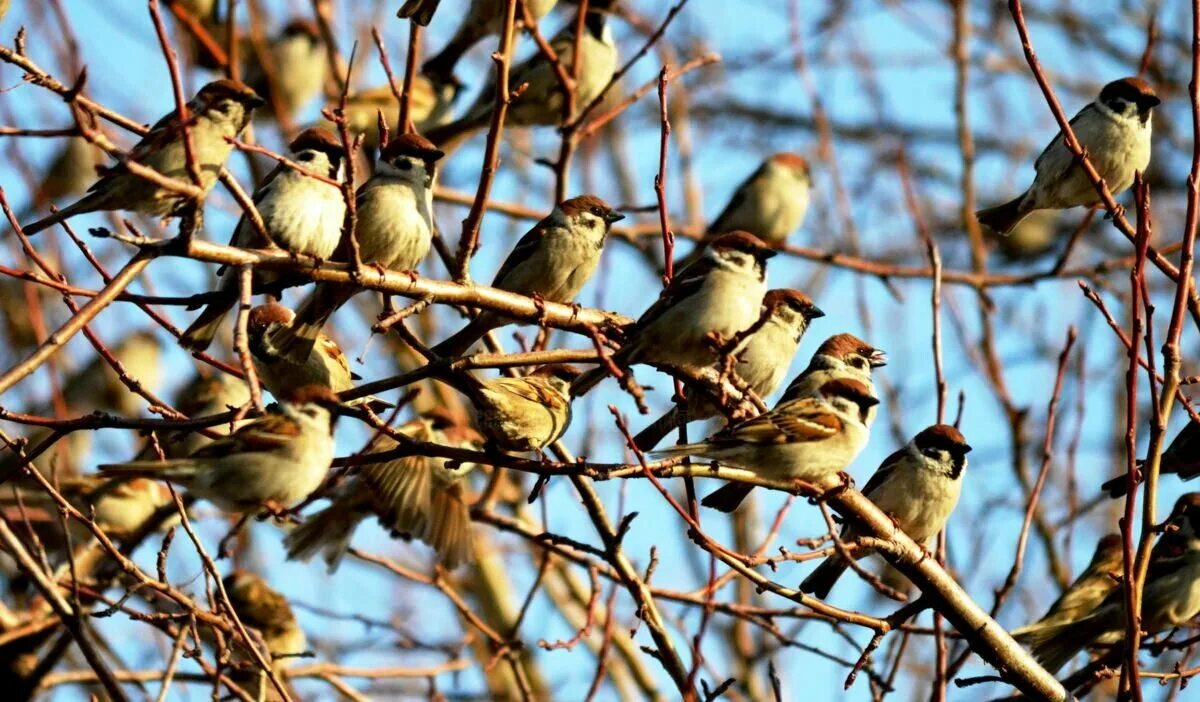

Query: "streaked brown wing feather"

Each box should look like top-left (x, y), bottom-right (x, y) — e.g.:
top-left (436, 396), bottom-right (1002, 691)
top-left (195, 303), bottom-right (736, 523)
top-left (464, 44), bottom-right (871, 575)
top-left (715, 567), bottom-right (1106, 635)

top-left (191, 414), bottom-right (297, 458)
top-left (722, 398), bottom-right (840, 445)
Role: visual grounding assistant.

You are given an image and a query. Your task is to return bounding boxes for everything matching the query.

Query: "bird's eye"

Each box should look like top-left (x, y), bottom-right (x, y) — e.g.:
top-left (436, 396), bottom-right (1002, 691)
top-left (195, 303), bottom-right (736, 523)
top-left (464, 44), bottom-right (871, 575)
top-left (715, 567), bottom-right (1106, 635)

top-left (849, 356), bottom-right (867, 369)
top-left (297, 152), bottom-right (314, 162)
top-left (397, 159), bottom-right (413, 171)
top-left (591, 206), bottom-right (603, 216)
top-left (1110, 97), bottom-right (1128, 113)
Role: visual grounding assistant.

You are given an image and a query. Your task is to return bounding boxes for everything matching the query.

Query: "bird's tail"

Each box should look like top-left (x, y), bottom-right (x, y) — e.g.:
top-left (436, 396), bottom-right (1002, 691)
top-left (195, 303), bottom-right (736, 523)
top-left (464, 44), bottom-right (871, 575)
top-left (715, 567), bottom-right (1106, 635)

top-left (97, 461), bottom-right (192, 484)
top-left (179, 293), bottom-right (238, 352)
top-left (267, 284), bottom-right (348, 363)
top-left (429, 315), bottom-right (498, 359)
top-left (1018, 614), bottom-right (1105, 673)
top-left (283, 499), bottom-right (368, 573)
top-left (699, 482), bottom-right (754, 513)
top-left (1101, 460), bottom-right (1144, 498)
top-left (976, 193), bottom-right (1033, 236)
top-left (20, 194), bottom-right (103, 236)
top-left (397, 0), bottom-right (438, 25)
top-left (633, 406), bottom-right (685, 452)
top-left (800, 554), bottom-right (853, 599)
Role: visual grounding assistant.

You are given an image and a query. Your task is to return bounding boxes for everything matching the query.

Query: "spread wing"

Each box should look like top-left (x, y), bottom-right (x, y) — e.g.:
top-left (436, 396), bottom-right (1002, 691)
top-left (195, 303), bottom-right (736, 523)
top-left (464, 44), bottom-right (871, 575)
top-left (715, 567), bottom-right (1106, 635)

top-left (718, 397), bottom-right (841, 445)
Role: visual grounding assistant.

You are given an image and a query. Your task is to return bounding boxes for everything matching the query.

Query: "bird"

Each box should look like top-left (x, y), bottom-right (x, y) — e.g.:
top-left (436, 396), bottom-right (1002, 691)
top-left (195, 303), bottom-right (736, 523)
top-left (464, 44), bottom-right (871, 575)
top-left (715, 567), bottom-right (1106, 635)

top-left (633, 288), bottom-right (825, 452)
top-left (285, 410), bottom-right (482, 570)
top-left (675, 153), bottom-right (810, 270)
top-left (1021, 493), bottom-right (1200, 672)
top-left (243, 18), bottom-right (327, 121)
top-left (444, 365), bottom-right (578, 453)
top-left (570, 231), bottom-right (777, 397)
top-left (421, 0), bottom-right (560, 85)
top-left (142, 371), bottom-right (253, 460)
top-left (800, 424), bottom-right (972, 598)
top-left (431, 195), bottom-right (623, 358)
top-left (98, 386), bottom-right (339, 515)
top-left (222, 570), bottom-right (307, 693)
top-left (333, 80), bottom-right (459, 150)
top-left (1011, 534), bottom-right (1124, 638)
top-left (18, 136), bottom-right (105, 222)
top-left (426, 9), bottom-right (618, 151)
top-left (63, 329), bottom-right (164, 417)
top-left (22, 79), bottom-right (264, 235)
top-left (180, 127), bottom-right (346, 351)
top-left (244, 302), bottom-right (353, 397)
top-left (775, 332), bottom-right (888, 428)
top-left (654, 376), bottom-right (880, 513)
top-left (397, 0), bottom-right (442, 26)
top-left (0, 476), bottom-right (173, 546)
top-left (266, 132), bottom-right (444, 363)
top-left (1102, 420), bottom-right (1200, 498)
top-left (976, 77), bottom-right (1160, 236)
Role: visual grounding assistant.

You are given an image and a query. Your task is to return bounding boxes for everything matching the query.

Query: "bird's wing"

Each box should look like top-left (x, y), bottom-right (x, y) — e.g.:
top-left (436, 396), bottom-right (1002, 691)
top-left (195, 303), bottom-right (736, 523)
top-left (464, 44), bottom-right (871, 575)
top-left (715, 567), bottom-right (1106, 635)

top-left (624, 258), bottom-right (712, 338)
top-left (1033, 105), bottom-right (1091, 175)
top-left (190, 413), bottom-right (299, 458)
top-left (707, 166), bottom-right (759, 234)
top-left (720, 397), bottom-right (841, 445)
top-left (860, 447), bottom-right (908, 497)
top-left (490, 221), bottom-right (545, 288)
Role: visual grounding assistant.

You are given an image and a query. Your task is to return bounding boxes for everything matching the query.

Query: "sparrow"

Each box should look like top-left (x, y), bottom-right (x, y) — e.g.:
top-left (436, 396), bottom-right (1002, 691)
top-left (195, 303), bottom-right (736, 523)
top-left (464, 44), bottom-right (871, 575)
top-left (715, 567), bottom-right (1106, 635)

top-left (266, 132), bottom-right (444, 363)
top-left (571, 231), bottom-right (777, 397)
top-left (22, 79), bottom-right (265, 235)
top-left (98, 386), bottom-right (339, 514)
top-left (222, 570), bottom-right (306, 676)
top-left (633, 289), bottom-right (825, 452)
top-left (776, 333), bottom-right (888, 428)
top-left (676, 153), bottom-right (810, 270)
top-left (147, 371), bottom-right (253, 459)
top-left (445, 365), bottom-right (578, 452)
top-left (397, 0), bottom-right (442, 25)
top-left (243, 19), bottom-right (327, 120)
top-left (20, 137), bottom-right (105, 221)
top-left (285, 411), bottom-right (482, 570)
top-left (654, 376), bottom-right (880, 512)
top-left (426, 9), bottom-right (618, 151)
top-left (180, 128), bottom-right (346, 351)
top-left (431, 195), bottom-right (623, 358)
top-left (0, 476), bottom-right (173, 543)
top-left (335, 80), bottom-right (459, 150)
top-left (244, 302), bottom-right (352, 397)
top-left (800, 424), bottom-right (972, 598)
top-left (63, 329), bottom-right (163, 417)
top-left (421, 0), bottom-right (559, 84)
top-left (1011, 533), bottom-right (1124, 638)
top-left (976, 77), bottom-right (1160, 236)
top-left (1021, 493), bottom-right (1200, 672)
top-left (1102, 420), bottom-right (1200, 498)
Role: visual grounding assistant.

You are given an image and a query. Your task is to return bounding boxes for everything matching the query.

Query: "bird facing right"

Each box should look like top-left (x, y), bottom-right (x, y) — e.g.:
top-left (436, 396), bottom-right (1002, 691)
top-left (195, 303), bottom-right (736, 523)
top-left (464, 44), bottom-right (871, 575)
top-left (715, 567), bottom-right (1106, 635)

top-left (800, 424), bottom-right (972, 599)
top-left (22, 79), bottom-right (265, 236)
top-left (570, 231), bottom-right (777, 397)
top-left (655, 375), bottom-right (880, 513)
top-left (976, 77), bottom-right (1160, 236)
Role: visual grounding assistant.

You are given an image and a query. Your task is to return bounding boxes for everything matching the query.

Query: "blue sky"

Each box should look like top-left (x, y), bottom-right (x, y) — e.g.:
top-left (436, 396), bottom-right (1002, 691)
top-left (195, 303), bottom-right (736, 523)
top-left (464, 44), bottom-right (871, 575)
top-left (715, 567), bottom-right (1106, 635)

top-left (2, 0), bottom-right (1196, 700)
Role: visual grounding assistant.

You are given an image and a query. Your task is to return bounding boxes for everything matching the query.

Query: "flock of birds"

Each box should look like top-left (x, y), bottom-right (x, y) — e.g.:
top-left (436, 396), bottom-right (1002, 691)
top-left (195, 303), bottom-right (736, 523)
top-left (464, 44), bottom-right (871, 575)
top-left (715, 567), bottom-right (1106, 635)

top-left (4, 0), bottom-right (1200, 687)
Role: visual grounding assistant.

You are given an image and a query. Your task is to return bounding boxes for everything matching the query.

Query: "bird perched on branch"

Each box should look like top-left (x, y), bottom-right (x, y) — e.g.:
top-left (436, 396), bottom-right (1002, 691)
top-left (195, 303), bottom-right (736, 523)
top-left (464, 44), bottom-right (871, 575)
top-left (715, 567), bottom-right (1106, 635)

top-left (1021, 493), bottom-right (1200, 672)
top-left (655, 375), bottom-right (880, 513)
top-left (431, 195), bottom-right (623, 358)
top-left (444, 365), bottom-right (578, 453)
top-left (420, 0), bottom-right (559, 85)
top-left (1011, 533), bottom-right (1124, 638)
top-left (775, 333), bottom-right (887, 428)
top-left (675, 153), bottom-right (810, 270)
top-left (266, 132), bottom-right (444, 363)
top-left (180, 128), bottom-right (346, 351)
top-left (571, 231), bottom-right (776, 397)
top-left (286, 411), bottom-right (482, 570)
top-left (243, 19), bottom-right (327, 121)
top-left (222, 570), bottom-right (307, 696)
top-left (800, 424), bottom-right (972, 598)
top-left (22, 79), bottom-right (264, 235)
top-left (976, 77), bottom-right (1159, 236)
top-left (633, 289), bottom-right (824, 451)
top-left (1101, 420), bottom-right (1200, 498)
top-left (332, 80), bottom-right (459, 150)
top-left (426, 9), bottom-right (618, 152)
top-left (99, 386), bottom-right (339, 514)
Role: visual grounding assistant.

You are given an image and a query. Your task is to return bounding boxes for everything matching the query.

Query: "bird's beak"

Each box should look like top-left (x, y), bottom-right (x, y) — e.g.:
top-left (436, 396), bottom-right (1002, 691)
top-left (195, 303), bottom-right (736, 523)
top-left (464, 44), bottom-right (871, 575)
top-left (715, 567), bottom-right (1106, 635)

top-left (1144, 95), bottom-right (1162, 108)
top-left (862, 395), bottom-right (881, 408)
top-left (246, 93), bottom-right (267, 108)
top-left (961, 443), bottom-right (973, 454)
top-left (760, 248), bottom-right (779, 260)
top-left (605, 211), bottom-right (626, 224)
top-left (869, 350), bottom-right (888, 368)
top-left (808, 305), bottom-right (826, 319)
